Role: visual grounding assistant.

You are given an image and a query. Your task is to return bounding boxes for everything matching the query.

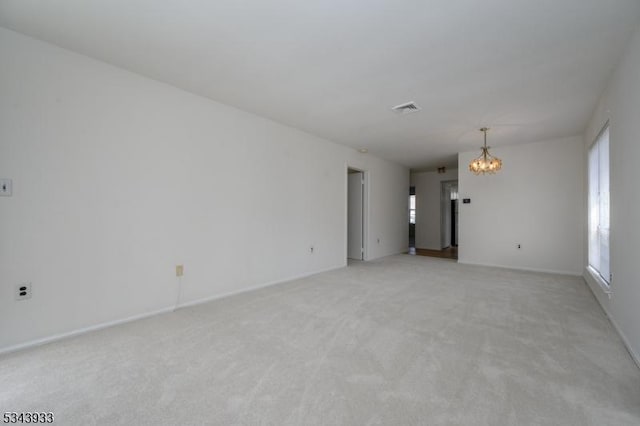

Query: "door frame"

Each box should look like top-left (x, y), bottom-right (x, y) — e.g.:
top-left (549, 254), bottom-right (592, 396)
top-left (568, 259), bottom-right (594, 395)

top-left (345, 165), bottom-right (369, 261)
top-left (440, 179), bottom-right (458, 249)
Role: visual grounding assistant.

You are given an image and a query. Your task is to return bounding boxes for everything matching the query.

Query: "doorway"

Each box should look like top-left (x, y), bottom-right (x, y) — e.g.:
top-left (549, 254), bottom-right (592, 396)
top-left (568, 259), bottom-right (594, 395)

top-left (440, 180), bottom-right (458, 250)
top-left (409, 186), bottom-right (416, 250)
top-left (347, 168), bottom-right (366, 261)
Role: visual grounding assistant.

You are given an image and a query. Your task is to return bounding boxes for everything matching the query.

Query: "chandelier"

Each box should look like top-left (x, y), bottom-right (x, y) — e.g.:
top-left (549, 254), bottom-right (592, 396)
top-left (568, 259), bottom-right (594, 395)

top-left (469, 127), bottom-right (502, 175)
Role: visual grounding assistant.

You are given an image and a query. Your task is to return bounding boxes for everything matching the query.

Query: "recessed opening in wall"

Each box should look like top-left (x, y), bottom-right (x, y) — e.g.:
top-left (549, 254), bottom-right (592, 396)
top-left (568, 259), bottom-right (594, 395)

top-left (440, 180), bottom-right (458, 258)
top-left (347, 168), bottom-right (367, 262)
top-left (409, 186), bottom-right (416, 251)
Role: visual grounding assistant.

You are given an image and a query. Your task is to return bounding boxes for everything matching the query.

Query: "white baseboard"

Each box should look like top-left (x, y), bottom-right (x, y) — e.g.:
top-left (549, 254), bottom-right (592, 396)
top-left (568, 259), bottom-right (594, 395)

top-left (582, 273), bottom-right (640, 370)
top-left (605, 308), bottom-right (640, 370)
top-left (458, 260), bottom-right (639, 370)
top-left (0, 306), bottom-right (175, 356)
top-left (176, 264), bottom-right (345, 310)
top-left (0, 264), bottom-right (346, 356)
top-left (457, 260), bottom-right (582, 277)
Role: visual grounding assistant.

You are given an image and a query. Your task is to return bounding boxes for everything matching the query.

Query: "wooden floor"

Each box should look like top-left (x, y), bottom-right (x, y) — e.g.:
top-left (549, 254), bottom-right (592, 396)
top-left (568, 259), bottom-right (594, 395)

top-left (408, 246), bottom-right (458, 260)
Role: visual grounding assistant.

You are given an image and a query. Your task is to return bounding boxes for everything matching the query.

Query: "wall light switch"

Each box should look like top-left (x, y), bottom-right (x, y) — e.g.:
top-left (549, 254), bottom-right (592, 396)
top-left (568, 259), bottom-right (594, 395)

top-left (176, 265), bottom-right (184, 277)
top-left (0, 179), bottom-right (12, 196)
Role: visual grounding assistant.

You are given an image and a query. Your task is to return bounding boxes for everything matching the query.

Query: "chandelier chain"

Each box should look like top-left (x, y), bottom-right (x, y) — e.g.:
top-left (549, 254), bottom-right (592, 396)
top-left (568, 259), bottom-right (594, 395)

top-left (468, 127), bottom-right (502, 175)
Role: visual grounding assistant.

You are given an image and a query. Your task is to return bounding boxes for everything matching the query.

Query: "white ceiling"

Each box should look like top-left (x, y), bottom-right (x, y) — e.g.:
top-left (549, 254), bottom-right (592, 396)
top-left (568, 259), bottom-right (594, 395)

top-left (1, 0), bottom-right (640, 170)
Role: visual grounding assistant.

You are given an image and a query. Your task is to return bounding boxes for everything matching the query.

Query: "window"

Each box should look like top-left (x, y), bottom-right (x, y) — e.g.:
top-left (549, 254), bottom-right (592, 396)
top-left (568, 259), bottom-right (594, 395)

top-left (588, 124), bottom-right (610, 285)
top-left (409, 195), bottom-right (416, 224)
top-left (409, 186), bottom-right (416, 224)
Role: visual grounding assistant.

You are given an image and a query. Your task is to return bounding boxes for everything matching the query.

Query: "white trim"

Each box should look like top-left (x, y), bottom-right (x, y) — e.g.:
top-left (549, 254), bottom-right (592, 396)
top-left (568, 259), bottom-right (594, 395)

top-left (176, 265), bottom-right (344, 310)
top-left (0, 264), bottom-right (345, 356)
top-left (0, 306), bottom-right (175, 356)
top-left (345, 164), bottom-right (369, 261)
top-left (439, 179), bottom-right (458, 250)
top-left (457, 260), bottom-right (582, 276)
top-left (585, 265), bottom-right (612, 296)
top-left (588, 120), bottom-right (610, 151)
top-left (607, 312), bottom-right (640, 370)
top-left (582, 275), bottom-right (640, 369)
top-left (457, 260), bottom-right (638, 369)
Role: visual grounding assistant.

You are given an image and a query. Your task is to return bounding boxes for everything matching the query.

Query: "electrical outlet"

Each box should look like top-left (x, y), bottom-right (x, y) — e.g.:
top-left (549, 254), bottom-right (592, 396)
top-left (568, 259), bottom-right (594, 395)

top-left (15, 283), bottom-right (31, 301)
top-left (176, 265), bottom-right (184, 277)
top-left (0, 179), bottom-right (12, 196)
top-left (517, 244), bottom-right (521, 249)
top-left (377, 238), bottom-right (380, 244)
top-left (309, 245), bottom-right (314, 254)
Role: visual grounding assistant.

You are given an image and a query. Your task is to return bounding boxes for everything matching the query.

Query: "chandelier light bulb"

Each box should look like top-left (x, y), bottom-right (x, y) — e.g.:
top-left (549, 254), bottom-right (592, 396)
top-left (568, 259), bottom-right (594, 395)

top-left (469, 127), bottom-right (502, 175)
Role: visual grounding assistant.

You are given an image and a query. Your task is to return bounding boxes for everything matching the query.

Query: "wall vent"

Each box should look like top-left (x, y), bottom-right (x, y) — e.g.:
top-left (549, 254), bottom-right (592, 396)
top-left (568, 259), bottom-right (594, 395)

top-left (391, 101), bottom-right (421, 115)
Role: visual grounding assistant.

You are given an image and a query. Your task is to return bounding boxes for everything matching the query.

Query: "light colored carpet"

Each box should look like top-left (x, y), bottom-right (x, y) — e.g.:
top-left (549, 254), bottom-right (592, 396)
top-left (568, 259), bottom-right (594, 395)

top-left (1, 255), bottom-right (639, 425)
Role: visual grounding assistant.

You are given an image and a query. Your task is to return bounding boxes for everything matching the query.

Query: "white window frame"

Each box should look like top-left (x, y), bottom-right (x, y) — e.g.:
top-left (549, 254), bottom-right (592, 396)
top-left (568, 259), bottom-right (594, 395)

top-left (587, 122), bottom-right (611, 289)
top-left (409, 194), bottom-right (416, 224)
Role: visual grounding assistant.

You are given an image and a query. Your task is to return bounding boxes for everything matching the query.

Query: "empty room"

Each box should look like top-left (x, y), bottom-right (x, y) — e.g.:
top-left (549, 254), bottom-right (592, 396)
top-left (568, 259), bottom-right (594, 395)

top-left (1, 1), bottom-right (640, 425)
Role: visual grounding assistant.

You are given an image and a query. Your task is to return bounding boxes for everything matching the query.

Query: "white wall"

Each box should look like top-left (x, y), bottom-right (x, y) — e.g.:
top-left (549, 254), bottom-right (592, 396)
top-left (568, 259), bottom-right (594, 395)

top-left (363, 161), bottom-right (409, 260)
top-left (410, 169), bottom-right (458, 250)
top-left (458, 136), bottom-right (584, 275)
top-left (583, 24), bottom-right (640, 364)
top-left (0, 28), bottom-right (409, 352)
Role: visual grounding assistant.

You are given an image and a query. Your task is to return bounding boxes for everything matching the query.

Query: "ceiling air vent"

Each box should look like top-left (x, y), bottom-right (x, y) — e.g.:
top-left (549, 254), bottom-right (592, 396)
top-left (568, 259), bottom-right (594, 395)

top-left (391, 101), bottom-right (421, 115)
